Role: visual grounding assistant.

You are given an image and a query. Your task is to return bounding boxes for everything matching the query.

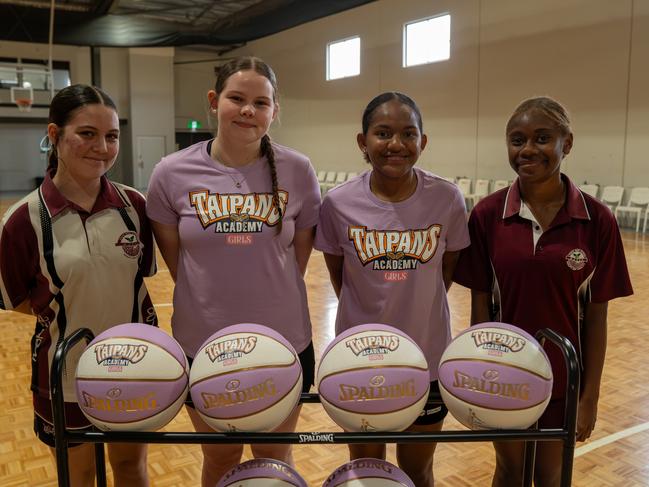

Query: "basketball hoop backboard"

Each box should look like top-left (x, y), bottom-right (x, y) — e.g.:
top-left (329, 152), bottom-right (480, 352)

top-left (11, 86), bottom-right (34, 113)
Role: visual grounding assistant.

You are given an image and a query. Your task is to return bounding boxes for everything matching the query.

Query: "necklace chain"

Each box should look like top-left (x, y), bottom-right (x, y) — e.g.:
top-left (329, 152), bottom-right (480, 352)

top-left (226, 172), bottom-right (246, 188)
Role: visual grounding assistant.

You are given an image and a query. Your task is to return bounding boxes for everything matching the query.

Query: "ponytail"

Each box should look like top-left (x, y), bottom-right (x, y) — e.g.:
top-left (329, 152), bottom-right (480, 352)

top-left (261, 134), bottom-right (283, 234)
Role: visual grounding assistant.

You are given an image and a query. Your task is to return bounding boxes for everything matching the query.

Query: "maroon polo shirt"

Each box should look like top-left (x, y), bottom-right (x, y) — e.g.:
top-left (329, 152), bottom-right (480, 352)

top-left (0, 174), bottom-right (157, 401)
top-left (454, 174), bottom-right (633, 398)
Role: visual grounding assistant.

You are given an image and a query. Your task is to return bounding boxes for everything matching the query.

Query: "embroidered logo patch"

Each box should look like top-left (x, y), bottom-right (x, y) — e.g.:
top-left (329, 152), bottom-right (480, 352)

top-left (565, 249), bottom-right (588, 271)
top-left (115, 231), bottom-right (142, 258)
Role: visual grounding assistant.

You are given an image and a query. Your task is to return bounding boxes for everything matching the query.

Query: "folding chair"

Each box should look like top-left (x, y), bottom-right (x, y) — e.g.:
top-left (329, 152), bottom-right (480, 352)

top-left (614, 187), bottom-right (649, 232)
top-left (320, 171), bottom-right (337, 195)
top-left (578, 184), bottom-right (599, 198)
top-left (334, 171), bottom-right (347, 186)
top-left (467, 179), bottom-right (490, 207)
top-left (492, 180), bottom-right (510, 192)
top-left (600, 185), bottom-right (624, 212)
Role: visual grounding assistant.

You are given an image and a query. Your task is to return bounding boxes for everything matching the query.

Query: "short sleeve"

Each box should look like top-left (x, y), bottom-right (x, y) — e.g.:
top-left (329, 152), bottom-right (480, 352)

top-left (445, 186), bottom-right (471, 252)
top-left (589, 213), bottom-right (633, 302)
top-left (146, 160), bottom-right (179, 225)
top-left (453, 205), bottom-right (493, 292)
top-left (294, 159), bottom-right (321, 230)
top-left (314, 194), bottom-right (343, 256)
top-left (0, 203), bottom-right (39, 310)
top-left (125, 189), bottom-right (157, 278)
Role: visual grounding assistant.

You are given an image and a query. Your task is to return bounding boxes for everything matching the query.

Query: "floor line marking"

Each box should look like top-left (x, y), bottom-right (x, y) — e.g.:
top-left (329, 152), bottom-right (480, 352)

top-left (154, 303), bottom-right (173, 308)
top-left (575, 421), bottom-right (649, 457)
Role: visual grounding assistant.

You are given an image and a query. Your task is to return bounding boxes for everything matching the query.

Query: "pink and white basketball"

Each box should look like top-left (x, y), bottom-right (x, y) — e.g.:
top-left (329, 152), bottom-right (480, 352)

top-left (189, 323), bottom-right (302, 432)
top-left (323, 458), bottom-right (415, 487)
top-left (217, 458), bottom-right (307, 487)
top-left (75, 323), bottom-right (189, 431)
top-left (317, 323), bottom-right (429, 432)
top-left (438, 322), bottom-right (553, 430)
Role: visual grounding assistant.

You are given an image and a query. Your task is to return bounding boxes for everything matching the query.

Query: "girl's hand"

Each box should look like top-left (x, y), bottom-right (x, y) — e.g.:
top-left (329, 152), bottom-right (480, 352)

top-left (576, 396), bottom-right (598, 442)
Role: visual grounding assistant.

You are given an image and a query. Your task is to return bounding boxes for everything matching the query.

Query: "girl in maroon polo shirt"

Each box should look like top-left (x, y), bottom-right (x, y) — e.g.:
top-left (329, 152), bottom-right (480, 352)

top-left (0, 85), bottom-right (156, 486)
top-left (454, 96), bottom-right (632, 487)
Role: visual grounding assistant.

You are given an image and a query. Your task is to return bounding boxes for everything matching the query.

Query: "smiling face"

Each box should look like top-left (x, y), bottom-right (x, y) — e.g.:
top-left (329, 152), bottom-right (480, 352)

top-left (506, 109), bottom-right (573, 185)
top-left (357, 99), bottom-right (427, 183)
top-left (208, 69), bottom-right (278, 146)
top-left (48, 103), bottom-right (120, 182)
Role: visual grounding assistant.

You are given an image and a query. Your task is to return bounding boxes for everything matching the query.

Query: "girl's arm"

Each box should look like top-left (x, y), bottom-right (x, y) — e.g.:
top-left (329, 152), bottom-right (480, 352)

top-left (294, 226), bottom-right (316, 277)
top-left (442, 250), bottom-right (460, 291)
top-left (151, 221), bottom-right (180, 282)
top-left (470, 289), bottom-right (492, 325)
top-left (577, 301), bottom-right (608, 441)
top-left (12, 299), bottom-right (33, 316)
top-left (323, 253), bottom-right (344, 298)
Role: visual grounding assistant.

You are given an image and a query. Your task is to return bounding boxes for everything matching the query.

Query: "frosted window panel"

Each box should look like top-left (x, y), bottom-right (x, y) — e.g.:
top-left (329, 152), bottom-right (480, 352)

top-left (327, 37), bottom-right (360, 80)
top-left (404, 15), bottom-right (451, 67)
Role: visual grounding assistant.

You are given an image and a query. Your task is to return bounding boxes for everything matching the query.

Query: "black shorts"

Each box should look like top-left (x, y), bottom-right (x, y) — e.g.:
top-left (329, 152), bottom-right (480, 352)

top-left (33, 394), bottom-right (91, 448)
top-left (185, 341), bottom-right (316, 408)
top-left (413, 381), bottom-right (449, 426)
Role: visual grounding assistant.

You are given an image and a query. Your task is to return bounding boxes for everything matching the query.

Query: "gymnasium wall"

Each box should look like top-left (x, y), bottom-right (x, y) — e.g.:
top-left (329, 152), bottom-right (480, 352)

top-left (175, 0), bottom-right (649, 187)
top-left (0, 42), bottom-right (175, 191)
top-left (0, 41), bottom-right (91, 191)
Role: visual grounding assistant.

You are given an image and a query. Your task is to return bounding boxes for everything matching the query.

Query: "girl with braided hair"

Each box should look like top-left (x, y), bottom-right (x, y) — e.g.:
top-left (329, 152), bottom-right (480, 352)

top-left (146, 56), bottom-right (321, 485)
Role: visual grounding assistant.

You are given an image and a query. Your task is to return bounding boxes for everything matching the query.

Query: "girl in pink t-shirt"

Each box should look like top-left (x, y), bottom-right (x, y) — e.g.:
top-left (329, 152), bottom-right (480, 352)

top-left (147, 57), bottom-right (320, 485)
top-left (315, 92), bottom-right (469, 486)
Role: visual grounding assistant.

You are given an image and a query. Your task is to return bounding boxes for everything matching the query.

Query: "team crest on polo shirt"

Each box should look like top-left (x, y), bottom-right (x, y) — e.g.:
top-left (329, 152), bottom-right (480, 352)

top-left (565, 249), bottom-right (588, 271)
top-left (115, 231), bottom-right (142, 258)
top-left (189, 190), bottom-right (288, 233)
top-left (348, 224), bottom-right (441, 271)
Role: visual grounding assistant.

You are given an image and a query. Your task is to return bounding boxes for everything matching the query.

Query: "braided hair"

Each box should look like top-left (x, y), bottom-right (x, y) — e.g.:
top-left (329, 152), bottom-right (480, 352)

top-left (214, 56), bottom-right (283, 233)
top-left (47, 84), bottom-right (117, 173)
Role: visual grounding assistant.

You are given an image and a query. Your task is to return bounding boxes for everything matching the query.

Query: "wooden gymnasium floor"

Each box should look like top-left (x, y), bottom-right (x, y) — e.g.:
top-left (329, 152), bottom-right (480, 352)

top-left (1, 194), bottom-right (648, 486)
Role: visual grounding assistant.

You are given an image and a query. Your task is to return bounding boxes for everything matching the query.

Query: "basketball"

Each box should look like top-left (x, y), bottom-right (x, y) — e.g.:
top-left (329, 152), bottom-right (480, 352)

top-left (217, 458), bottom-right (307, 487)
top-left (75, 323), bottom-right (189, 431)
top-left (189, 323), bottom-right (302, 432)
top-left (438, 322), bottom-right (553, 430)
top-left (316, 323), bottom-right (429, 432)
top-left (323, 458), bottom-right (415, 487)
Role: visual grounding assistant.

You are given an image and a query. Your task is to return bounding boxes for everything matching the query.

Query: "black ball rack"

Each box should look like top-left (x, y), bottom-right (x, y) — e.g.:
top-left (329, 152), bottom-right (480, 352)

top-left (50, 328), bottom-right (579, 487)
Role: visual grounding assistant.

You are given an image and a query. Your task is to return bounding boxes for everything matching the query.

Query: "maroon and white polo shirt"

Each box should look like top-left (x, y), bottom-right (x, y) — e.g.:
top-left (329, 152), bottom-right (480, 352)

top-left (454, 174), bottom-right (633, 397)
top-left (0, 174), bottom-right (157, 401)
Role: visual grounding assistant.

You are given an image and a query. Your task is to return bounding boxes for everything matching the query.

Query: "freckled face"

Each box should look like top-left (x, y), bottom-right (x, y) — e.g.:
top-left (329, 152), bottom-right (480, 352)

top-left (506, 110), bottom-right (573, 185)
top-left (357, 100), bottom-right (427, 183)
top-left (49, 104), bottom-right (120, 181)
top-left (209, 70), bottom-right (278, 145)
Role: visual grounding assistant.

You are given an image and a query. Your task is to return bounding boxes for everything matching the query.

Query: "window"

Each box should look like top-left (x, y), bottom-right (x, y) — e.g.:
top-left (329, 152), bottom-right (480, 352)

top-left (326, 36), bottom-right (360, 80)
top-left (403, 14), bottom-right (451, 67)
top-left (0, 58), bottom-right (71, 90)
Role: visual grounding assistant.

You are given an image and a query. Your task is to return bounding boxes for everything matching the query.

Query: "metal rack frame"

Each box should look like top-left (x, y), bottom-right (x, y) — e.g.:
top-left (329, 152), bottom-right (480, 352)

top-left (51, 328), bottom-right (579, 487)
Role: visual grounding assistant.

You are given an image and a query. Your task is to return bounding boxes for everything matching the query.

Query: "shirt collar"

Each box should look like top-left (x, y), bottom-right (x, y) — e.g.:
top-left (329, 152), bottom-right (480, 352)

top-left (40, 172), bottom-right (128, 218)
top-left (502, 173), bottom-right (590, 221)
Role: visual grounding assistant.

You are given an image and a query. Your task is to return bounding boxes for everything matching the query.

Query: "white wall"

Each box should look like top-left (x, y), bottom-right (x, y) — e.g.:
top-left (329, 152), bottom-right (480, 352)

top-left (128, 48), bottom-right (175, 189)
top-left (175, 0), bottom-right (649, 187)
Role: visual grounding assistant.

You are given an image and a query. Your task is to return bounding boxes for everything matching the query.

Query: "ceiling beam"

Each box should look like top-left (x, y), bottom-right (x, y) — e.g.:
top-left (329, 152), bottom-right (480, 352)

top-left (0, 0), bottom-right (90, 12)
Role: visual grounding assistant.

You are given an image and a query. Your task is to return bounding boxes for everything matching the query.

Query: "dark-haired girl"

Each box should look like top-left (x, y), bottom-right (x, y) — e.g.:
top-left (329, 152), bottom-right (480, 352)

top-left (0, 84), bottom-right (157, 486)
top-left (453, 96), bottom-right (632, 486)
top-left (315, 92), bottom-right (470, 486)
top-left (146, 56), bottom-right (321, 485)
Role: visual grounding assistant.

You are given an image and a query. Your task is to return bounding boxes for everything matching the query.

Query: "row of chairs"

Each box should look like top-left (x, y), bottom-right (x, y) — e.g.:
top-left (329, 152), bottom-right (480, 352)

top-left (316, 172), bottom-right (649, 233)
top-left (579, 184), bottom-right (649, 233)
top-left (453, 178), bottom-right (511, 209)
top-left (317, 170), bottom-right (359, 195)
